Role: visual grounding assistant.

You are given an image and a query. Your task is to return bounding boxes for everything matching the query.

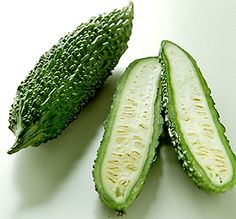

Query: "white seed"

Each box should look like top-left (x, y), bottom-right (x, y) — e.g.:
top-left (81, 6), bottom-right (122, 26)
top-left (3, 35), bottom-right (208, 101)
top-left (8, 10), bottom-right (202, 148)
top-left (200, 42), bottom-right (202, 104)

top-left (134, 140), bottom-right (145, 148)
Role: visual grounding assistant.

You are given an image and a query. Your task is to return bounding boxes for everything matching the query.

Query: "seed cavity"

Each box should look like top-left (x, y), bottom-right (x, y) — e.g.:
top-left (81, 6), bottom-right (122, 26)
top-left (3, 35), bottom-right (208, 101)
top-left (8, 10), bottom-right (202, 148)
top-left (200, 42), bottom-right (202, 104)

top-left (100, 59), bottom-right (161, 201)
top-left (169, 48), bottom-right (232, 185)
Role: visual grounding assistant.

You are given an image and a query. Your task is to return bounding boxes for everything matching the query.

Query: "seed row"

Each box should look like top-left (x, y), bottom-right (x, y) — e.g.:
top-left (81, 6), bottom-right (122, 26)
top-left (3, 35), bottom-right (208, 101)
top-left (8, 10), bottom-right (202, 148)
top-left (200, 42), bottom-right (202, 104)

top-left (102, 65), bottom-right (157, 199)
top-left (179, 93), bottom-right (230, 183)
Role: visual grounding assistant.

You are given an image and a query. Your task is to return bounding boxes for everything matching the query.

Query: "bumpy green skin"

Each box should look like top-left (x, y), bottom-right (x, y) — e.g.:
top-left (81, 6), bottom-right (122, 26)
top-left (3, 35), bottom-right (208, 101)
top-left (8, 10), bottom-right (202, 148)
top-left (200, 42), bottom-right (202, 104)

top-left (93, 57), bottom-right (163, 213)
top-left (8, 3), bottom-right (133, 154)
top-left (160, 40), bottom-right (236, 192)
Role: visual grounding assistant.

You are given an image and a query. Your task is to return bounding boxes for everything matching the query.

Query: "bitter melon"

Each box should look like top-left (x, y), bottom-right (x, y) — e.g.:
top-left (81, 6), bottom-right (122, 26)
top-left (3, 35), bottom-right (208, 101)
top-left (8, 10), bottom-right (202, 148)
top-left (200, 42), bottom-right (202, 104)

top-left (8, 3), bottom-right (133, 154)
top-left (93, 57), bottom-right (163, 212)
top-left (160, 40), bottom-right (236, 192)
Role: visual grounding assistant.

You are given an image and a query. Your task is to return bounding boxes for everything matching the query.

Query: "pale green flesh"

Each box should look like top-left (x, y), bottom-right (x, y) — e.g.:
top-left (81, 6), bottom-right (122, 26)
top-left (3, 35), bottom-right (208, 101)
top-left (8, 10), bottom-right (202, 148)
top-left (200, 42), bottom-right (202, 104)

top-left (164, 42), bottom-right (233, 185)
top-left (101, 58), bottom-right (161, 203)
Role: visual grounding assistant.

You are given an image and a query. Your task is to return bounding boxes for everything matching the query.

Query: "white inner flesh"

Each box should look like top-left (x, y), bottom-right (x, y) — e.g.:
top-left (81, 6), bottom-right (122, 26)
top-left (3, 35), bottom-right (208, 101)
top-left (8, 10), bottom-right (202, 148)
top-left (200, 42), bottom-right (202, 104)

top-left (165, 43), bottom-right (232, 185)
top-left (101, 59), bottom-right (161, 202)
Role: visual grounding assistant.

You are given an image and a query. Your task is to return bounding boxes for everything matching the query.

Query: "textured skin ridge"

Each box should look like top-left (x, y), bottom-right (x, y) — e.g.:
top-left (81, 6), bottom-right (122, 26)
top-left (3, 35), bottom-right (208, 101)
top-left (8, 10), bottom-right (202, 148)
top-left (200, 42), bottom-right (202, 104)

top-left (8, 3), bottom-right (133, 154)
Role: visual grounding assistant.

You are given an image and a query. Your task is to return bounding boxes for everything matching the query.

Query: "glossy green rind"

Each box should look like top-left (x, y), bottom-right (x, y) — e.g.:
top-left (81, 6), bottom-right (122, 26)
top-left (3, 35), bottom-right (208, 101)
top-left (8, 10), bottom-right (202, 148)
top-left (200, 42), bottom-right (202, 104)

top-left (8, 2), bottom-right (133, 154)
top-left (160, 40), bottom-right (236, 192)
top-left (93, 57), bottom-right (163, 212)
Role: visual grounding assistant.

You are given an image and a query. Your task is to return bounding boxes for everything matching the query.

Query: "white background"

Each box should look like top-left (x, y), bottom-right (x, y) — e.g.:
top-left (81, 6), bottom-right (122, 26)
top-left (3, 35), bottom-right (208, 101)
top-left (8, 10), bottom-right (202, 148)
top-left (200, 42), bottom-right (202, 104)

top-left (1, 0), bottom-right (236, 218)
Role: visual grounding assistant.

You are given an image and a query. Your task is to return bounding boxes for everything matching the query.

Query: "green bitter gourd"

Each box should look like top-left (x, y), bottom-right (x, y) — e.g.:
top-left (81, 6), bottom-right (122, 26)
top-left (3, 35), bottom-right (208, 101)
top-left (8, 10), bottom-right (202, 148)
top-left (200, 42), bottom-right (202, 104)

top-left (93, 57), bottom-right (163, 212)
top-left (8, 2), bottom-right (133, 154)
top-left (160, 40), bottom-right (236, 192)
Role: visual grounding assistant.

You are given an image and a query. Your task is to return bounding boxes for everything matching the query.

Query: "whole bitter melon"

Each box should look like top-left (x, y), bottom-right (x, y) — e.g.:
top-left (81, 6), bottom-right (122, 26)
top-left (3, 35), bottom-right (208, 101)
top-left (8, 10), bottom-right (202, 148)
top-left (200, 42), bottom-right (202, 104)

top-left (8, 3), bottom-right (133, 154)
top-left (93, 57), bottom-right (163, 212)
top-left (160, 40), bottom-right (236, 192)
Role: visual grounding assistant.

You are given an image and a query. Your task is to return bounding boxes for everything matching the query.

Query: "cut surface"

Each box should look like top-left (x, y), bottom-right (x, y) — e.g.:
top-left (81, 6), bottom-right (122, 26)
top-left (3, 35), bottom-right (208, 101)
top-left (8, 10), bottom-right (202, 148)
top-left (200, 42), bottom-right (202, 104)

top-left (101, 58), bottom-right (161, 202)
top-left (161, 40), bottom-right (236, 189)
top-left (93, 57), bottom-right (163, 212)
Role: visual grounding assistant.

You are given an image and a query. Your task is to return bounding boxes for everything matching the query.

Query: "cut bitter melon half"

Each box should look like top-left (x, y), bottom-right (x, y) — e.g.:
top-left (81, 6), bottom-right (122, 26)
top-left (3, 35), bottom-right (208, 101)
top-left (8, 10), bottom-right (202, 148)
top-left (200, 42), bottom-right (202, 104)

top-left (160, 40), bottom-right (236, 192)
top-left (93, 57), bottom-right (163, 212)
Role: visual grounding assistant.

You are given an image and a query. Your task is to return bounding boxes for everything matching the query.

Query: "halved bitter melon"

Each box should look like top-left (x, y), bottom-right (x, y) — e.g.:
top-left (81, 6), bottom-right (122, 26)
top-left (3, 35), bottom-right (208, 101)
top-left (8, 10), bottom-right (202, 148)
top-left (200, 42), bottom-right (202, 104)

top-left (160, 40), bottom-right (236, 192)
top-left (93, 57), bottom-right (163, 212)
